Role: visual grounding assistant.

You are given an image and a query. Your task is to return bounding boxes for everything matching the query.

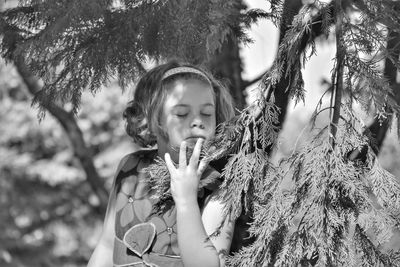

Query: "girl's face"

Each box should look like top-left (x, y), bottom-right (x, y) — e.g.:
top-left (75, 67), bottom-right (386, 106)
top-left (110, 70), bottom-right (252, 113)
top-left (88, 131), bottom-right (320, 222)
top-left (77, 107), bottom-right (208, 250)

top-left (157, 78), bottom-right (216, 158)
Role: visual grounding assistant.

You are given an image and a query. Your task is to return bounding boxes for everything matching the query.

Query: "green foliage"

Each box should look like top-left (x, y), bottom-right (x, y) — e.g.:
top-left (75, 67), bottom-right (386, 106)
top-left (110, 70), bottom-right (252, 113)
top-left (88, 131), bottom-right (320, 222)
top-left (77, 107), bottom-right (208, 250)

top-left (215, 101), bottom-right (280, 221)
top-left (341, 0), bottom-right (400, 121)
top-left (224, 116), bottom-right (400, 266)
top-left (220, 0), bottom-right (400, 266)
top-left (0, 0), bottom-right (248, 116)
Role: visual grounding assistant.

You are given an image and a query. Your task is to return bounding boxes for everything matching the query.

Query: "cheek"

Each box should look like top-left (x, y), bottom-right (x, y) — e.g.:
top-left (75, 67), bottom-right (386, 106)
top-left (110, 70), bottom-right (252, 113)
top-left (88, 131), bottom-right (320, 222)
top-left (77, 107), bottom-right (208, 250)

top-left (206, 116), bottom-right (217, 135)
top-left (164, 117), bottom-right (186, 138)
top-left (166, 116), bottom-right (186, 128)
top-left (211, 113), bottom-right (217, 126)
top-left (209, 117), bottom-right (216, 128)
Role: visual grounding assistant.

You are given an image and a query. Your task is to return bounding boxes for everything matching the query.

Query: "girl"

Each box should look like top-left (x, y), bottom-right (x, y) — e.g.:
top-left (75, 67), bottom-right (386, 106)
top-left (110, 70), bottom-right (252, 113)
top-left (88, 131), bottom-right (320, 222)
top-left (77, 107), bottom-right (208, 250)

top-left (88, 61), bottom-right (236, 267)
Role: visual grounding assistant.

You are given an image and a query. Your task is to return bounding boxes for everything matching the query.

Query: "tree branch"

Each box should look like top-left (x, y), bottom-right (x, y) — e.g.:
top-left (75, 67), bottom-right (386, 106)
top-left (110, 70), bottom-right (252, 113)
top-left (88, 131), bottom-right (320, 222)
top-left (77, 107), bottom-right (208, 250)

top-left (270, 0), bottom-right (304, 126)
top-left (329, 0), bottom-right (345, 148)
top-left (13, 57), bottom-right (109, 213)
top-left (350, 29), bottom-right (400, 160)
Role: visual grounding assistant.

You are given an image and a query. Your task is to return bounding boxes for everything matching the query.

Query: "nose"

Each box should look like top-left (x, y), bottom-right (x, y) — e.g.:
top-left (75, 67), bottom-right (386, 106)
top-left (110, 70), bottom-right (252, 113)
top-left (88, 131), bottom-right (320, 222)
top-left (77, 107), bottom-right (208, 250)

top-left (190, 117), bottom-right (205, 129)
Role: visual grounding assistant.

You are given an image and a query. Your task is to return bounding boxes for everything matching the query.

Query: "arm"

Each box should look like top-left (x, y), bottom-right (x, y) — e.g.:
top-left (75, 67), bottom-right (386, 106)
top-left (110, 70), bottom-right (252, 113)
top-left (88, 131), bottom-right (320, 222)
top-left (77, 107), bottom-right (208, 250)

top-left (88, 155), bottom-right (133, 267)
top-left (165, 139), bottom-right (234, 267)
top-left (87, 202), bottom-right (115, 267)
top-left (176, 192), bottom-right (234, 267)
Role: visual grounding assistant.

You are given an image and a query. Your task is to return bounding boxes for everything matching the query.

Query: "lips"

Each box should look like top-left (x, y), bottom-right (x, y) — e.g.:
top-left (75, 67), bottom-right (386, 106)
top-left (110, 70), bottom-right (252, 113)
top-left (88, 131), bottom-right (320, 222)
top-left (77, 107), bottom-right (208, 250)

top-left (185, 135), bottom-right (205, 140)
top-left (185, 136), bottom-right (205, 144)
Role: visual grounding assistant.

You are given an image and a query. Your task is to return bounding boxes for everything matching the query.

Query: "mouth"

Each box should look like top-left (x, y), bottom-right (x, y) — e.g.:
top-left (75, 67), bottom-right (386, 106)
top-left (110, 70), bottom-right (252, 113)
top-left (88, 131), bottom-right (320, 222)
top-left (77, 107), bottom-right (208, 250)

top-left (185, 136), bottom-right (206, 143)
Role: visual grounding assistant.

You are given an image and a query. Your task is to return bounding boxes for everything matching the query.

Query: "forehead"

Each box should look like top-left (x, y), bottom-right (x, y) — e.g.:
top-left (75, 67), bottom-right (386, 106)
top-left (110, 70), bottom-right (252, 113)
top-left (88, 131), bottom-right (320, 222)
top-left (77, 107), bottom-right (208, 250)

top-left (163, 78), bottom-right (214, 105)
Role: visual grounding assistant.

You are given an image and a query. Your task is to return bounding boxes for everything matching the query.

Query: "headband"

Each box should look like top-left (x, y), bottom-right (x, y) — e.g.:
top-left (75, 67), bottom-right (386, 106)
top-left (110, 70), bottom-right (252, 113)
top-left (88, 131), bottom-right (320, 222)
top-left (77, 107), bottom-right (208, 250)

top-left (162, 66), bottom-right (212, 85)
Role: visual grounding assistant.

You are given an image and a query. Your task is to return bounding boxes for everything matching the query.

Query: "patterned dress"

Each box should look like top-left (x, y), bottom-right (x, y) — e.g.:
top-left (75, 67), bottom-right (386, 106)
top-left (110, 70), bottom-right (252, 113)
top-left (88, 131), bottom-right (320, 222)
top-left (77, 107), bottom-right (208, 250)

top-left (112, 149), bottom-right (220, 267)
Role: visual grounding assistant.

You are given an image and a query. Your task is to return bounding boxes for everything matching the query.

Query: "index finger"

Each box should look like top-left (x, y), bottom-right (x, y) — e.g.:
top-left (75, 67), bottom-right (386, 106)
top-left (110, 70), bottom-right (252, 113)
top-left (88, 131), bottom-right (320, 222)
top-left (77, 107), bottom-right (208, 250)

top-left (179, 141), bottom-right (188, 168)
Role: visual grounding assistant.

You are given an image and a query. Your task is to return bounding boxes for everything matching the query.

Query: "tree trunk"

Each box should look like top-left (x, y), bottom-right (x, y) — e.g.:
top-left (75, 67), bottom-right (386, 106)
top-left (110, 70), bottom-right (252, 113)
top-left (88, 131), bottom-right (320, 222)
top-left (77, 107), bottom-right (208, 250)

top-left (207, 35), bottom-right (246, 110)
top-left (210, 0), bottom-right (306, 253)
top-left (350, 29), bottom-right (400, 160)
top-left (207, 32), bottom-right (249, 253)
top-left (367, 29), bottom-right (400, 154)
top-left (272, 0), bottom-right (304, 126)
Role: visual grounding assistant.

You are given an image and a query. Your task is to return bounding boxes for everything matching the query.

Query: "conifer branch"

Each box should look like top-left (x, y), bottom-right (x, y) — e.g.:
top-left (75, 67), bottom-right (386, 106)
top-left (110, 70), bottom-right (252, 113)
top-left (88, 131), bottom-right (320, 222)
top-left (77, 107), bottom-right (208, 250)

top-left (329, 0), bottom-right (345, 149)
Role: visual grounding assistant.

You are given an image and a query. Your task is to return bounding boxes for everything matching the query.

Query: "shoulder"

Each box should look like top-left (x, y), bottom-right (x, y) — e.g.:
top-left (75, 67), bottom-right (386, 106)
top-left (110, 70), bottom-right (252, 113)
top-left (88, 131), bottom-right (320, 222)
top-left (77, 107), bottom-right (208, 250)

top-left (112, 148), bottom-right (157, 190)
top-left (116, 148), bottom-right (158, 173)
top-left (201, 188), bottom-right (235, 252)
top-left (202, 187), bottom-right (233, 230)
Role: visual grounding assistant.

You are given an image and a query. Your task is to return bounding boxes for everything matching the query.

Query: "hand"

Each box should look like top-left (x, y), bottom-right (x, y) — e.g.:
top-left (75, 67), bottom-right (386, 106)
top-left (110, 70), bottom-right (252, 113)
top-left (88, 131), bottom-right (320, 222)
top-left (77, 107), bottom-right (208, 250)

top-left (164, 139), bottom-right (208, 207)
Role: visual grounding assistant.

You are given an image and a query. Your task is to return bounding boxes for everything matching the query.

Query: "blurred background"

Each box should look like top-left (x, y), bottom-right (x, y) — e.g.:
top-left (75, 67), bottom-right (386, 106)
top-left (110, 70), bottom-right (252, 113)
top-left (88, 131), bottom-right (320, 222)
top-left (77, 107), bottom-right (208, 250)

top-left (1, 0), bottom-right (399, 266)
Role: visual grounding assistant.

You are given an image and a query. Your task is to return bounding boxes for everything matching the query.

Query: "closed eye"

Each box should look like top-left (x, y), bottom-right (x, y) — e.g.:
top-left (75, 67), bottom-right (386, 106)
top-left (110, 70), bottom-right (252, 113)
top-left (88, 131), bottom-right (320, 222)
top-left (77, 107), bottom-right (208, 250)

top-left (176, 113), bottom-right (188, 118)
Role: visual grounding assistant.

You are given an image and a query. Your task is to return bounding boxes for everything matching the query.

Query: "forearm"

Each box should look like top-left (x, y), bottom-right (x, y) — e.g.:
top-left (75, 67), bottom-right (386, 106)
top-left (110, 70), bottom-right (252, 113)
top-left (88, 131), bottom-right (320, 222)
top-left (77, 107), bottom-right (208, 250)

top-left (176, 201), bottom-right (221, 267)
top-left (166, 140), bottom-right (229, 266)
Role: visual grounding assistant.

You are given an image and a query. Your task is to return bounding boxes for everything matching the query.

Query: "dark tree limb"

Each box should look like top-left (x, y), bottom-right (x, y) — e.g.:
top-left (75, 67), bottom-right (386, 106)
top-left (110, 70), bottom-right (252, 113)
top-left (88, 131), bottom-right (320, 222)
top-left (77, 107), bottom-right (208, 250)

top-left (13, 57), bottom-right (109, 213)
top-left (329, 0), bottom-right (345, 149)
top-left (350, 29), bottom-right (400, 160)
top-left (370, 29), bottom-right (400, 150)
top-left (271, 0), bottom-right (304, 126)
top-left (267, 0), bottom-right (399, 157)
top-left (208, 33), bottom-right (247, 110)
top-left (227, 0), bottom-right (306, 255)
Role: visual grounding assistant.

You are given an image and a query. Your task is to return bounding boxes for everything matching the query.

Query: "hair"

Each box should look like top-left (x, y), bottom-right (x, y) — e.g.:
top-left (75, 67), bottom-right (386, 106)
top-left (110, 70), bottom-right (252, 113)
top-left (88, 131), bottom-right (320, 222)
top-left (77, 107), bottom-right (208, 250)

top-left (123, 60), bottom-right (235, 147)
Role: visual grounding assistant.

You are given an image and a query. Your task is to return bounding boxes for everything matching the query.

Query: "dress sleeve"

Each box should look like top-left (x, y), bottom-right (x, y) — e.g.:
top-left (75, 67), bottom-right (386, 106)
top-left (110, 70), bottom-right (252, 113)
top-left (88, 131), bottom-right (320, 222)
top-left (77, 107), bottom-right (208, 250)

top-left (102, 152), bottom-right (141, 230)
